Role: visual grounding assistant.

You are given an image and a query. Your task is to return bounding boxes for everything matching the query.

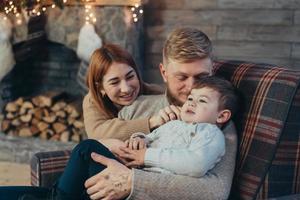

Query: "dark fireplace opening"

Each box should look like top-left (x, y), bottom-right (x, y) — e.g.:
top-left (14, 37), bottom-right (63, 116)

top-left (2, 40), bottom-right (83, 103)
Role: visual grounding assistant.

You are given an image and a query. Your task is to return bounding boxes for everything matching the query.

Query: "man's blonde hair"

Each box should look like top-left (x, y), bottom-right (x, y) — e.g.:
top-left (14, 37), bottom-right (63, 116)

top-left (163, 27), bottom-right (212, 65)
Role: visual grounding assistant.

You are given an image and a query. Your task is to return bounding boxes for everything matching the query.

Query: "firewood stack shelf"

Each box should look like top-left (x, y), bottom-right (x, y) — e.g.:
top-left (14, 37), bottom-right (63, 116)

top-left (0, 91), bottom-right (86, 142)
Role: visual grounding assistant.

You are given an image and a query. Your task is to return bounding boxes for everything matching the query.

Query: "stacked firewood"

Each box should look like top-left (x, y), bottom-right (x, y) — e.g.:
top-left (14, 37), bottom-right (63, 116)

top-left (0, 91), bottom-right (86, 142)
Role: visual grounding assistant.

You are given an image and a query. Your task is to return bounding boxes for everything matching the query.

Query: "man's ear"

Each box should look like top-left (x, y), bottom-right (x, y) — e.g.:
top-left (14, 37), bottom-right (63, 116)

top-left (216, 109), bottom-right (231, 124)
top-left (159, 63), bottom-right (167, 83)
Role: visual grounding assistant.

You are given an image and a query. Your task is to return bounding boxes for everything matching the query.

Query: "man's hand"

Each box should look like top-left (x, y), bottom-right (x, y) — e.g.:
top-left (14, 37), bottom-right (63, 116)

top-left (119, 147), bottom-right (146, 168)
top-left (85, 153), bottom-right (132, 200)
top-left (125, 137), bottom-right (146, 150)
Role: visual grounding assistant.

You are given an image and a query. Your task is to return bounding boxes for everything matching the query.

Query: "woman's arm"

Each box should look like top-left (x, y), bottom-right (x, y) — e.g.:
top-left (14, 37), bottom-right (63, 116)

top-left (83, 93), bottom-right (151, 141)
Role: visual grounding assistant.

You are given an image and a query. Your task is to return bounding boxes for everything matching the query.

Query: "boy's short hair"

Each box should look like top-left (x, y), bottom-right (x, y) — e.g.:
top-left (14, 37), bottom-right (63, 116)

top-left (163, 27), bottom-right (212, 65)
top-left (194, 76), bottom-right (239, 117)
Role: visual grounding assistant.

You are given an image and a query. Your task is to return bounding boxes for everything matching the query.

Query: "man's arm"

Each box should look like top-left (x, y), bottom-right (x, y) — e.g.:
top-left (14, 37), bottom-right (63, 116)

top-left (128, 121), bottom-right (237, 200)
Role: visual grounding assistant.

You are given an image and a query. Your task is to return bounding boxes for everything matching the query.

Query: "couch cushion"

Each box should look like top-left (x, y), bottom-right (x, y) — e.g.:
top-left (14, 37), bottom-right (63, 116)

top-left (214, 60), bottom-right (300, 199)
top-left (31, 150), bottom-right (71, 187)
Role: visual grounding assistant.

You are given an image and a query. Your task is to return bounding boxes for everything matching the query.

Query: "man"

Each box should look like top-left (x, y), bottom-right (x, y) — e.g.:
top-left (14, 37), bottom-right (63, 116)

top-left (84, 27), bottom-right (238, 200)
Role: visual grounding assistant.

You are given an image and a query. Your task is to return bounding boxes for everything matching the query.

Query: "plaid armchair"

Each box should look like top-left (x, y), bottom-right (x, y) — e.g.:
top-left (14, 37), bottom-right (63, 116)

top-left (31, 60), bottom-right (300, 200)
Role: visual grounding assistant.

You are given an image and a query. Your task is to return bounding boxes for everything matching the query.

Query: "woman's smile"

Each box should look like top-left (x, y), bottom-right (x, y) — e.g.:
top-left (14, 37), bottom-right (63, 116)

top-left (119, 90), bottom-right (136, 101)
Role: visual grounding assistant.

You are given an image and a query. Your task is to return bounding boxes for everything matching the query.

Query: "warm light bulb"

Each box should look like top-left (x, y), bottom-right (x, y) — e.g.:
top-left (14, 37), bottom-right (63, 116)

top-left (52, 4), bottom-right (56, 8)
top-left (17, 19), bottom-right (22, 25)
top-left (139, 9), bottom-right (143, 14)
top-left (131, 7), bottom-right (135, 11)
top-left (135, 4), bottom-right (139, 8)
top-left (93, 18), bottom-right (97, 23)
top-left (133, 13), bottom-right (137, 18)
top-left (37, 12), bottom-right (41, 16)
top-left (133, 18), bottom-right (138, 22)
top-left (63, 0), bottom-right (67, 3)
top-left (42, 7), bottom-right (46, 11)
top-left (9, 1), bottom-right (13, 5)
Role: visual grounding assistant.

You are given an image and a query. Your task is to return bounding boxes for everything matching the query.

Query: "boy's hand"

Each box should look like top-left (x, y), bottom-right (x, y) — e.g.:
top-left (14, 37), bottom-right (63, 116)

top-left (119, 147), bottom-right (146, 168)
top-left (125, 137), bottom-right (146, 150)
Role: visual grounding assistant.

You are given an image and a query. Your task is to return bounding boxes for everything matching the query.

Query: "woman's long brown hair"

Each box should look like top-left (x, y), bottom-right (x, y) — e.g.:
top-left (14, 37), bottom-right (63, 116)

top-left (86, 43), bottom-right (143, 118)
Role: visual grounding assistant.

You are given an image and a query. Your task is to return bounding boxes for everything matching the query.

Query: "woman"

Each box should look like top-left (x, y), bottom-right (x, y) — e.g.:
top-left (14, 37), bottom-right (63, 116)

top-left (83, 44), bottom-right (165, 141)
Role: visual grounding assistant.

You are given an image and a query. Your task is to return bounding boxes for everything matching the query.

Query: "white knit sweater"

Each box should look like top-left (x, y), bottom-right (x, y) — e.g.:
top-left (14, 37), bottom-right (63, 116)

top-left (139, 120), bottom-right (225, 177)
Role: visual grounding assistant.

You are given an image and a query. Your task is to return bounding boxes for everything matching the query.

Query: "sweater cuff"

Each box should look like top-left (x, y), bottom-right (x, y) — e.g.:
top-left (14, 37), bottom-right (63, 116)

top-left (125, 169), bottom-right (135, 200)
top-left (145, 117), bottom-right (151, 133)
top-left (144, 148), bottom-right (161, 167)
top-left (127, 168), bottom-right (151, 200)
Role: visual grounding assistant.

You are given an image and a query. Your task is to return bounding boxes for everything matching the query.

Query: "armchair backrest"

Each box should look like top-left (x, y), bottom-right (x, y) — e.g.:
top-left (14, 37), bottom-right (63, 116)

top-left (214, 60), bottom-right (300, 200)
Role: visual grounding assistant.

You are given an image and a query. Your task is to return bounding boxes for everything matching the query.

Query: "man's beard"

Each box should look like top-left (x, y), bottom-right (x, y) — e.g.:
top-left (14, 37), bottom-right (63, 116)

top-left (166, 85), bottom-right (185, 106)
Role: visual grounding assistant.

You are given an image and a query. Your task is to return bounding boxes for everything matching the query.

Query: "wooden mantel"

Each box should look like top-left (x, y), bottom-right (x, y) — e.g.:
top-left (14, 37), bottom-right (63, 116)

top-left (43, 0), bottom-right (143, 6)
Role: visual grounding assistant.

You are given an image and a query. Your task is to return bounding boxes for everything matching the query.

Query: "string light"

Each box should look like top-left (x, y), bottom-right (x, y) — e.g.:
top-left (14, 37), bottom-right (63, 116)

top-left (84, 4), bottom-right (96, 24)
top-left (130, 4), bottom-right (143, 23)
top-left (1, 0), bottom-right (142, 24)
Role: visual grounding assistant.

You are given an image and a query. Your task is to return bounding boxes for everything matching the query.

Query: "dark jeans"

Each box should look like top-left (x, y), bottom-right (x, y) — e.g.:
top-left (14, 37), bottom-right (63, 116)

top-left (0, 139), bottom-right (117, 200)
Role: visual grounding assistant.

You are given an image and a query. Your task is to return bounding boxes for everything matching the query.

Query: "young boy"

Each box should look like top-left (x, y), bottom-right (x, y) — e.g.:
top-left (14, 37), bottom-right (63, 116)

top-left (118, 76), bottom-right (238, 177)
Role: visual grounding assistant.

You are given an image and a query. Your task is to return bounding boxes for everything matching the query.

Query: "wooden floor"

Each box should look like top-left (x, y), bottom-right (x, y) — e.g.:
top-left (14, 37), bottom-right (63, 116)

top-left (0, 162), bottom-right (30, 186)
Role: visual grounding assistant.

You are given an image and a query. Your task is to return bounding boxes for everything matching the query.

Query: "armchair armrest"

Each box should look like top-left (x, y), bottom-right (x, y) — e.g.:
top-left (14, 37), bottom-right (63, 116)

top-left (30, 150), bottom-right (71, 188)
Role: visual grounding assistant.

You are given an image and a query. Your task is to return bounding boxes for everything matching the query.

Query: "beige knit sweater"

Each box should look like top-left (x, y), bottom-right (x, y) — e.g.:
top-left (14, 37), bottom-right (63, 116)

top-left (83, 83), bottom-right (164, 141)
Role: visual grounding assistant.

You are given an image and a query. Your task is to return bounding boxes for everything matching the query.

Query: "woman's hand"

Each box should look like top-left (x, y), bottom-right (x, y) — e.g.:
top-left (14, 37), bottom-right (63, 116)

top-left (99, 139), bottom-right (126, 156)
top-left (119, 147), bottom-right (146, 168)
top-left (149, 105), bottom-right (181, 129)
top-left (125, 137), bottom-right (146, 150)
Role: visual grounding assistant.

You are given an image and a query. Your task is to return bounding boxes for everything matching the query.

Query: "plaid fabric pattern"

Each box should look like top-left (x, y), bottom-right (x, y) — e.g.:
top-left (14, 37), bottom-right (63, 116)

top-left (31, 150), bottom-right (71, 187)
top-left (30, 60), bottom-right (300, 199)
top-left (213, 60), bottom-right (300, 200)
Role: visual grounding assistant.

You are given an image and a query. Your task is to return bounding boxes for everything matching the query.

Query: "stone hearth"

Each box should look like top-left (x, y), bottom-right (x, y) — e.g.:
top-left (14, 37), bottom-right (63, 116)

top-left (0, 132), bottom-right (75, 164)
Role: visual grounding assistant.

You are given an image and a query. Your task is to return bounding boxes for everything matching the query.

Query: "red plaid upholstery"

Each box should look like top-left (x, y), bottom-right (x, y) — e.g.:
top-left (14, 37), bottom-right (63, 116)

top-left (213, 60), bottom-right (300, 199)
top-left (31, 150), bottom-right (71, 187)
top-left (31, 60), bottom-right (300, 199)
